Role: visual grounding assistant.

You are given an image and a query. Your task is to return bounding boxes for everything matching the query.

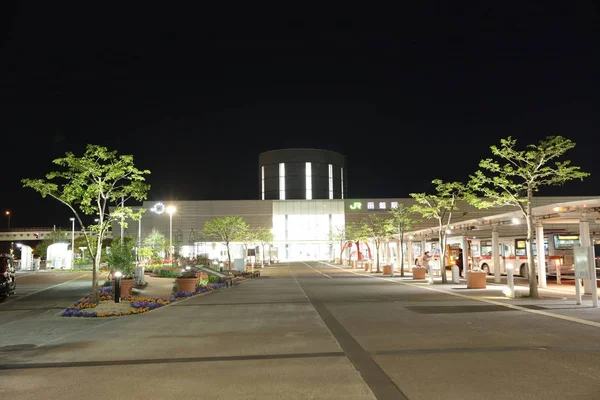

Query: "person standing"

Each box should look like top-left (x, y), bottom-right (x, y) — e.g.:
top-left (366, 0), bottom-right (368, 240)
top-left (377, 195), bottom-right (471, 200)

top-left (456, 249), bottom-right (464, 278)
top-left (422, 251), bottom-right (432, 273)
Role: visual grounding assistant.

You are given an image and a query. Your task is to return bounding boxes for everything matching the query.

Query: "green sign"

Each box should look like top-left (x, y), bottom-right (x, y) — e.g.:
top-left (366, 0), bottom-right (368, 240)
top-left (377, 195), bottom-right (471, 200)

top-left (349, 202), bottom-right (362, 210)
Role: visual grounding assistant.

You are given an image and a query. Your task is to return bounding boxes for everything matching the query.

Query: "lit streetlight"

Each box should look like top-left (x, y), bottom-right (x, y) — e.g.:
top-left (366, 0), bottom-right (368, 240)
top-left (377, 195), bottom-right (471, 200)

top-left (167, 205), bottom-right (176, 261)
top-left (5, 210), bottom-right (10, 229)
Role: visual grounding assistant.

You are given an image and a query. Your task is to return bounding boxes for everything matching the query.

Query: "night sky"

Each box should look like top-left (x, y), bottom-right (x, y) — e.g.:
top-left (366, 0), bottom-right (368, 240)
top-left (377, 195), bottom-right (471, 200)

top-left (1, 2), bottom-right (599, 230)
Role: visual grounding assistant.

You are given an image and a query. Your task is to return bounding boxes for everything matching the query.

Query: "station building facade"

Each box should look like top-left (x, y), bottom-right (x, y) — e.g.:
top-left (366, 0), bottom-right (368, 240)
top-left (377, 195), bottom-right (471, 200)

top-left (123, 196), bottom-right (600, 264)
top-left (118, 148), bottom-right (600, 264)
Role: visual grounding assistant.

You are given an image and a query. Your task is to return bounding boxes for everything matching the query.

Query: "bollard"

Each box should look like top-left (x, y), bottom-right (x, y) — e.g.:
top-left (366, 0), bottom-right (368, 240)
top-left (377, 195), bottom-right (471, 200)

top-left (506, 266), bottom-right (515, 299)
top-left (451, 265), bottom-right (460, 283)
top-left (114, 271), bottom-right (122, 303)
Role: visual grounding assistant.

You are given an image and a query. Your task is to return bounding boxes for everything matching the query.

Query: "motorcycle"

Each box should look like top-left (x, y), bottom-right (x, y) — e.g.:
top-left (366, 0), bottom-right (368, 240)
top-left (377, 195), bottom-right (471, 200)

top-left (0, 254), bottom-right (16, 300)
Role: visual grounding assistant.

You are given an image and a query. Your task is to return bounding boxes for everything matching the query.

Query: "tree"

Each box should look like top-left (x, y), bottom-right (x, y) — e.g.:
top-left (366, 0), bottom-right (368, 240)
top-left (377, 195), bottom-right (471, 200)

top-left (362, 214), bottom-right (393, 273)
top-left (106, 236), bottom-right (136, 278)
top-left (411, 180), bottom-right (470, 284)
top-left (387, 204), bottom-right (420, 277)
top-left (345, 221), bottom-right (370, 261)
top-left (253, 227), bottom-right (274, 266)
top-left (467, 135), bottom-right (589, 297)
top-left (22, 144), bottom-right (150, 302)
top-left (203, 216), bottom-right (249, 269)
top-left (329, 226), bottom-right (346, 262)
top-left (144, 228), bottom-right (167, 260)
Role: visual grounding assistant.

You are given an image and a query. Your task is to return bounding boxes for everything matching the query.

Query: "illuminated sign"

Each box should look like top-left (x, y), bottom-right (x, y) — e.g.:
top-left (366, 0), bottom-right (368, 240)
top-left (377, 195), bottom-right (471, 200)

top-left (348, 201), bottom-right (400, 211)
top-left (151, 202), bottom-right (166, 214)
top-left (557, 235), bottom-right (579, 240)
top-left (349, 202), bottom-right (362, 210)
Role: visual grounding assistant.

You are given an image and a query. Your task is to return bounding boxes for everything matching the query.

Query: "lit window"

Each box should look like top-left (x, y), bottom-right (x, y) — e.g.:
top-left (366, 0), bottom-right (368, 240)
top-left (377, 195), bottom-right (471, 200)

top-left (391, 202), bottom-right (398, 209)
top-left (379, 202), bottom-right (386, 209)
top-left (306, 162), bottom-right (312, 200)
top-left (279, 163), bottom-right (285, 200)
top-left (367, 202), bottom-right (374, 210)
top-left (261, 166), bottom-right (265, 200)
top-left (328, 164), bottom-right (333, 199)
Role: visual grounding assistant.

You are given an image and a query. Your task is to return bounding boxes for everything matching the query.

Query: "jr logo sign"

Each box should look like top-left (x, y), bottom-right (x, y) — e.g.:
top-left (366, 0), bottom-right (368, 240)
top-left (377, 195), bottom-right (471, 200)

top-left (349, 202), bottom-right (362, 210)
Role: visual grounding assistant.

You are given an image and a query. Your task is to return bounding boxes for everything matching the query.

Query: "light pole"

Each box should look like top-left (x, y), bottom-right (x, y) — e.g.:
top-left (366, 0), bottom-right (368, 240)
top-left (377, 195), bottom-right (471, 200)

top-left (70, 218), bottom-right (75, 267)
top-left (167, 205), bottom-right (176, 261)
top-left (137, 212), bottom-right (142, 263)
top-left (120, 196), bottom-right (125, 245)
top-left (5, 210), bottom-right (10, 229)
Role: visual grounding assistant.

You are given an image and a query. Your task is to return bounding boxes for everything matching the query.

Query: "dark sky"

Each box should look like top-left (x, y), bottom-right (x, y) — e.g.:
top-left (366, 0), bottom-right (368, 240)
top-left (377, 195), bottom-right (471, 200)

top-left (1, 2), bottom-right (599, 230)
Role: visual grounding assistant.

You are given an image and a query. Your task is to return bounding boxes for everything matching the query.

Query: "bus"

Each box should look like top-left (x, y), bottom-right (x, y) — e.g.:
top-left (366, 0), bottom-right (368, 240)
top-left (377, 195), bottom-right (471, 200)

top-left (471, 234), bottom-right (579, 278)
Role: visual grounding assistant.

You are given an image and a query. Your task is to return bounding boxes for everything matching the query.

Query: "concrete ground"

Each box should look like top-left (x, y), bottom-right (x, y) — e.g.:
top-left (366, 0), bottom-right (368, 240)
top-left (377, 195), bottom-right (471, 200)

top-left (3, 262), bottom-right (600, 400)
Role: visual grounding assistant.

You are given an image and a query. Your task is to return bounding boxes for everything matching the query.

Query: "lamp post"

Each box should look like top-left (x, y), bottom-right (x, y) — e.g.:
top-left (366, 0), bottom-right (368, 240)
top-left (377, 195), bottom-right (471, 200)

top-left (167, 205), bottom-right (176, 261)
top-left (120, 196), bottom-right (124, 246)
top-left (5, 210), bottom-right (10, 229)
top-left (70, 218), bottom-right (75, 268)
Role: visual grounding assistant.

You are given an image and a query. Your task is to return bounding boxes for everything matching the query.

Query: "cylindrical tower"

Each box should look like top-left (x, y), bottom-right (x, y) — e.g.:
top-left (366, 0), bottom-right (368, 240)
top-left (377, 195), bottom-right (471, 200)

top-left (259, 148), bottom-right (347, 200)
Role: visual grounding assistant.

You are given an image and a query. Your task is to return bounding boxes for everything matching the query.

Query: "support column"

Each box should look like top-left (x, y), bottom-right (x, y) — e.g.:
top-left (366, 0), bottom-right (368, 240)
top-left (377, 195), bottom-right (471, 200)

top-left (407, 238), bottom-right (414, 269)
top-left (536, 221), bottom-right (547, 288)
top-left (394, 238), bottom-right (400, 277)
top-left (492, 225), bottom-right (501, 283)
top-left (461, 234), bottom-right (469, 273)
top-left (580, 216), bottom-right (595, 295)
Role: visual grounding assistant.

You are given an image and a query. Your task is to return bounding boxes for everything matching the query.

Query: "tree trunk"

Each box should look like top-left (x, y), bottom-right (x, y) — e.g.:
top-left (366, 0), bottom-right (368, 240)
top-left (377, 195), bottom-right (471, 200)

top-left (400, 237), bottom-right (405, 277)
top-left (526, 189), bottom-right (538, 297)
top-left (91, 235), bottom-right (102, 303)
top-left (438, 230), bottom-right (448, 284)
top-left (226, 240), bottom-right (232, 270)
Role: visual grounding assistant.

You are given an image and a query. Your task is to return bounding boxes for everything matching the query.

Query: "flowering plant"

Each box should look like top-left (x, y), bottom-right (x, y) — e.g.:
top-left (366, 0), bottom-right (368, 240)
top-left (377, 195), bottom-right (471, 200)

top-left (178, 270), bottom-right (199, 279)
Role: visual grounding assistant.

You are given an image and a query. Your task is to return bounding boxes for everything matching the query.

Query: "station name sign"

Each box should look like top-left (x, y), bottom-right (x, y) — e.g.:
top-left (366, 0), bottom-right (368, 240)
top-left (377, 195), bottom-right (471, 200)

top-left (347, 201), bottom-right (400, 211)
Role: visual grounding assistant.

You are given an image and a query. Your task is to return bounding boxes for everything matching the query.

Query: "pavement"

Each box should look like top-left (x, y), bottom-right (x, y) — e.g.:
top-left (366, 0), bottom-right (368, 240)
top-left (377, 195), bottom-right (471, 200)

top-left (131, 275), bottom-right (178, 299)
top-left (103, 265), bottom-right (599, 304)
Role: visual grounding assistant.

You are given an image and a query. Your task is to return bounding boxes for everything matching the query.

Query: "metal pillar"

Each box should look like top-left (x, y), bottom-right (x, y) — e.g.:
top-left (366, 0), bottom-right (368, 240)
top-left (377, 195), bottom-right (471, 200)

top-left (580, 216), bottom-right (595, 297)
top-left (492, 226), bottom-right (501, 283)
top-left (536, 221), bottom-right (547, 288)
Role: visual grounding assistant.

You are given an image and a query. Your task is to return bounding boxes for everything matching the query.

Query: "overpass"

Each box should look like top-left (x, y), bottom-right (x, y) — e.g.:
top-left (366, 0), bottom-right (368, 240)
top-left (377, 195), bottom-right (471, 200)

top-left (0, 227), bottom-right (113, 242)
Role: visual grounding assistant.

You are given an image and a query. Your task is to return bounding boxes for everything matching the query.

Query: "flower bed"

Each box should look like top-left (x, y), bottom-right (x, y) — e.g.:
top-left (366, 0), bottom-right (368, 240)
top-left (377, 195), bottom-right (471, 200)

top-left (173, 282), bottom-right (228, 298)
top-left (62, 282), bottom-right (230, 318)
top-left (61, 287), bottom-right (174, 318)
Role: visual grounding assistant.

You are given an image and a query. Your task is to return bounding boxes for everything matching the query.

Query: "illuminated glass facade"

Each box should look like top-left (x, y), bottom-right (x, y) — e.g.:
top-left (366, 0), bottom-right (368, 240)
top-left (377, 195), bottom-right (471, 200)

top-left (259, 149), bottom-right (346, 200)
top-left (272, 200), bottom-right (345, 261)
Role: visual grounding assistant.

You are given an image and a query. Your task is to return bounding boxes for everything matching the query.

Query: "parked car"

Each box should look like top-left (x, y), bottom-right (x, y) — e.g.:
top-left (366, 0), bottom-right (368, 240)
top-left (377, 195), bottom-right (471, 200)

top-left (0, 254), bottom-right (16, 300)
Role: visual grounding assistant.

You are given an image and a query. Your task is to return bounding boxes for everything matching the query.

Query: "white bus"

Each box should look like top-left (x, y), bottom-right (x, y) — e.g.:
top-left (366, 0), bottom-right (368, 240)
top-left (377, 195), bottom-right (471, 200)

top-left (471, 234), bottom-right (579, 278)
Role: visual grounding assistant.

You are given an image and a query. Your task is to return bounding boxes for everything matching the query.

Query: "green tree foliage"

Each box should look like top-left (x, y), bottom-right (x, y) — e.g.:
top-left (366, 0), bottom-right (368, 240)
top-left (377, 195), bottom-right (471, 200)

top-left (468, 135), bottom-right (589, 297)
top-left (411, 180), bottom-right (470, 284)
top-left (22, 144), bottom-right (150, 302)
top-left (144, 228), bottom-right (167, 259)
top-left (106, 236), bottom-right (136, 277)
top-left (362, 214), bottom-right (393, 273)
top-left (202, 216), bottom-right (249, 269)
top-left (387, 204), bottom-right (420, 277)
top-left (253, 227), bottom-right (274, 266)
top-left (344, 221), bottom-right (370, 260)
top-left (329, 226), bottom-right (346, 262)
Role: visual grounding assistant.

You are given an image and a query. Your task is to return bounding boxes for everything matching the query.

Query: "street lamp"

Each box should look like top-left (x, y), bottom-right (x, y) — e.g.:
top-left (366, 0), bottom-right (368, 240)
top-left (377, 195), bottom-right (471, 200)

top-left (5, 210), bottom-right (10, 229)
top-left (167, 205), bottom-right (176, 261)
top-left (70, 218), bottom-right (75, 267)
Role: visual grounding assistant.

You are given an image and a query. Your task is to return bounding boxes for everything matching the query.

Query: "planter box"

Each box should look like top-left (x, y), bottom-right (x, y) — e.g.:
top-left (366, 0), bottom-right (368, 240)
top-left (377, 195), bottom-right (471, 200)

top-left (412, 267), bottom-right (426, 279)
top-left (176, 277), bottom-right (199, 293)
top-left (113, 278), bottom-right (134, 297)
top-left (467, 271), bottom-right (487, 289)
top-left (382, 265), bottom-right (392, 275)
